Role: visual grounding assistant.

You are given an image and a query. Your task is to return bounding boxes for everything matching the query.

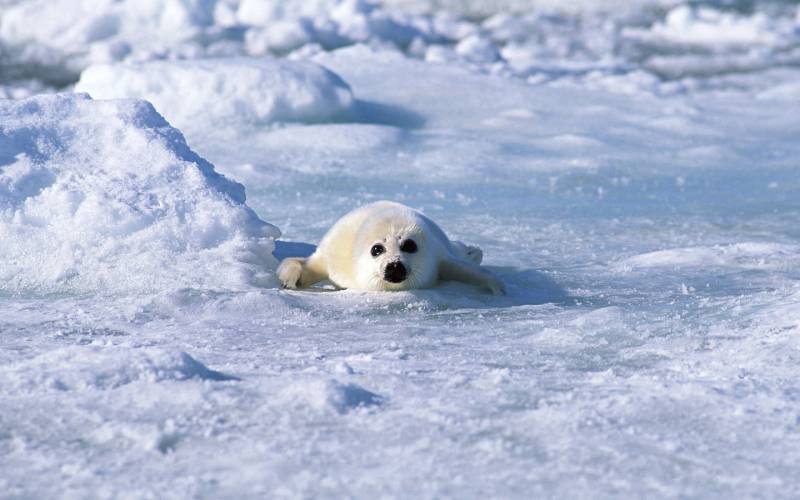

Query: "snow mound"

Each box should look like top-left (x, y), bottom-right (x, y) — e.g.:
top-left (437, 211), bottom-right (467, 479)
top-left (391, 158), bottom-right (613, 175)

top-left (0, 347), bottom-right (238, 395)
top-left (0, 93), bottom-right (279, 295)
top-left (0, 0), bottom-right (220, 86)
top-left (4, 0), bottom-right (799, 99)
top-left (626, 5), bottom-right (782, 47)
top-left (618, 242), bottom-right (800, 271)
top-left (75, 58), bottom-right (355, 141)
top-left (621, 5), bottom-right (800, 81)
top-left (279, 378), bottom-right (385, 414)
top-left (237, 0), bottom-right (425, 49)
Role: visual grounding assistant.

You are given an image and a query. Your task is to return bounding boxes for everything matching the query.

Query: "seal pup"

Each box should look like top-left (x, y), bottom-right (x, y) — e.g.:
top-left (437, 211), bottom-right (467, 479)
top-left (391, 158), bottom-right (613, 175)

top-left (277, 201), bottom-right (505, 294)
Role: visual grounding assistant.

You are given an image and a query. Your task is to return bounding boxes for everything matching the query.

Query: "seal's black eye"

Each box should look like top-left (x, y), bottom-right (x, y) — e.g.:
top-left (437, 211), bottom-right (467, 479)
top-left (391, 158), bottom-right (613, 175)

top-left (370, 244), bottom-right (385, 257)
top-left (400, 239), bottom-right (418, 253)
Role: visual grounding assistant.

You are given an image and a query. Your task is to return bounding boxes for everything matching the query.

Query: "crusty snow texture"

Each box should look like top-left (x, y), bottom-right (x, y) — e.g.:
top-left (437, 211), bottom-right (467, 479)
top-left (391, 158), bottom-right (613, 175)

top-left (3, 0), bottom-right (800, 98)
top-left (3, 0), bottom-right (800, 499)
top-left (0, 93), bottom-right (278, 294)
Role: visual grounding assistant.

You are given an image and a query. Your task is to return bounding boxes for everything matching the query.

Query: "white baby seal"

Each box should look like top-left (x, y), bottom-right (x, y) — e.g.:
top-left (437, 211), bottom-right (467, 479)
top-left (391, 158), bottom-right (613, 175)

top-left (277, 201), bottom-right (505, 294)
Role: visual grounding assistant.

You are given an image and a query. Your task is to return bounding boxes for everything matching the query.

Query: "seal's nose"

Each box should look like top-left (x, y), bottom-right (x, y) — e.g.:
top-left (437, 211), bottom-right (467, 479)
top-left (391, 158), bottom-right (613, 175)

top-left (383, 261), bottom-right (407, 283)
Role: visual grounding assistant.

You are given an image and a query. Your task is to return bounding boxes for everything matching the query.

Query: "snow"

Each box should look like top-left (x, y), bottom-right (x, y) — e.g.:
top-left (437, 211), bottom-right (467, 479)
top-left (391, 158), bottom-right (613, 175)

top-left (0, 93), bottom-right (278, 295)
top-left (1, 347), bottom-right (238, 395)
top-left (618, 242), bottom-right (800, 271)
top-left (75, 58), bottom-right (355, 144)
top-left (626, 5), bottom-right (782, 47)
top-left (3, 0), bottom-right (799, 96)
top-left (3, 0), bottom-right (800, 498)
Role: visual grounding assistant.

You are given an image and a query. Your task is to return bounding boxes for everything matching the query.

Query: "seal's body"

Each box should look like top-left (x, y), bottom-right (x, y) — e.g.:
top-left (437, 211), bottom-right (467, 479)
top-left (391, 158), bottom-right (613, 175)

top-left (277, 201), bottom-right (504, 294)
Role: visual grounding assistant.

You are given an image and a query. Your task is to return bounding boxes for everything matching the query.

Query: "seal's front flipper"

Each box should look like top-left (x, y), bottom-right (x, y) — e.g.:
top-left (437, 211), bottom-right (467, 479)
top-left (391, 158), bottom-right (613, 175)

top-left (277, 256), bottom-right (328, 289)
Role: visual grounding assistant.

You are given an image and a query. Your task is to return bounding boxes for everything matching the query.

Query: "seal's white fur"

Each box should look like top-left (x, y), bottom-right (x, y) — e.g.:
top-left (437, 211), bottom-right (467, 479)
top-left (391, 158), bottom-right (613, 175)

top-left (278, 201), bottom-right (505, 294)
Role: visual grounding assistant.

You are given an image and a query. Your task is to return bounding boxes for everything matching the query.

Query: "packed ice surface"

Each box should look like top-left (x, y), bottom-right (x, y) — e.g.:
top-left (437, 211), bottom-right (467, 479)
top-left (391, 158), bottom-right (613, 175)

top-left (0, 93), bottom-right (278, 294)
top-left (3, 0), bottom-right (800, 498)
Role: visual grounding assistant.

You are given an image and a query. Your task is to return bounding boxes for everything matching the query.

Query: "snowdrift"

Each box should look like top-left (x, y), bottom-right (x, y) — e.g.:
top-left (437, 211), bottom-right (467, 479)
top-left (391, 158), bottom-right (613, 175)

top-left (0, 93), bottom-right (279, 295)
top-left (76, 58), bottom-right (355, 142)
top-left (0, 346), bottom-right (237, 395)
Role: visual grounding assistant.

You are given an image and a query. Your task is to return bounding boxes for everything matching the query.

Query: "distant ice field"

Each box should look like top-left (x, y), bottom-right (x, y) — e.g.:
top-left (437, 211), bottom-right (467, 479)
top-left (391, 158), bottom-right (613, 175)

top-left (2, 1), bottom-right (800, 498)
top-left (2, 0), bottom-right (800, 97)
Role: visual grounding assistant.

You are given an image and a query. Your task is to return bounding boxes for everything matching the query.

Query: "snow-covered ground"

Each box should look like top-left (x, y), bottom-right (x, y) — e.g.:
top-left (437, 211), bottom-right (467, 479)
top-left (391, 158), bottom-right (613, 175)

top-left (2, 0), bottom-right (800, 497)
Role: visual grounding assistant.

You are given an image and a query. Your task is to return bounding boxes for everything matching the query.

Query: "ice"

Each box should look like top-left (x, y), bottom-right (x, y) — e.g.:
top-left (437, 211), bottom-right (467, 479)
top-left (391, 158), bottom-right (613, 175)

top-left (278, 378), bottom-right (385, 414)
top-left (454, 34), bottom-right (500, 63)
top-left (0, 0), bottom-right (218, 86)
top-left (618, 242), bottom-right (800, 271)
top-left (0, 93), bottom-right (278, 295)
top-left (75, 58), bottom-right (355, 144)
top-left (3, 0), bottom-right (800, 96)
top-left (625, 5), bottom-right (783, 47)
top-left (244, 19), bottom-right (317, 55)
top-left (3, 0), bottom-right (800, 498)
top-left (1, 347), bottom-right (237, 395)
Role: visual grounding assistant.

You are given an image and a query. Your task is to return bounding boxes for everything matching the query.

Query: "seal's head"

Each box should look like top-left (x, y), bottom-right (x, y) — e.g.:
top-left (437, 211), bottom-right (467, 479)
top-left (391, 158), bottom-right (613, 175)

top-left (352, 213), bottom-right (439, 291)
